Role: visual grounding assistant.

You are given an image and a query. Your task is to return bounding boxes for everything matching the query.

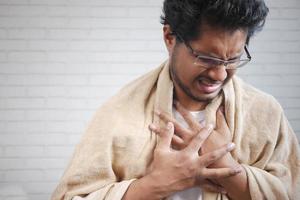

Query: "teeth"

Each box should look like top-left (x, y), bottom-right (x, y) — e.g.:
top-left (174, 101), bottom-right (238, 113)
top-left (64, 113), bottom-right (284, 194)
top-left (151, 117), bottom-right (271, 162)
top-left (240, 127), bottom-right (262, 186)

top-left (200, 79), bottom-right (214, 86)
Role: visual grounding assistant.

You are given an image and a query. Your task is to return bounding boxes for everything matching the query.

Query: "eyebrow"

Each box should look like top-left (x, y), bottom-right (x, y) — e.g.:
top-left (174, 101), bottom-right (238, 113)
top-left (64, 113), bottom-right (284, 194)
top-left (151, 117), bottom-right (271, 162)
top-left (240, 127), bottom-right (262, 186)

top-left (193, 49), bottom-right (243, 61)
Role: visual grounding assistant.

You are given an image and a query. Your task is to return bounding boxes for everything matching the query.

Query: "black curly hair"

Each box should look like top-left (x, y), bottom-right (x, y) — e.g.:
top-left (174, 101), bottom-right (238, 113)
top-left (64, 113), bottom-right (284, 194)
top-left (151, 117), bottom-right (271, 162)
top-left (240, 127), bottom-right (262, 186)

top-left (160, 0), bottom-right (269, 44)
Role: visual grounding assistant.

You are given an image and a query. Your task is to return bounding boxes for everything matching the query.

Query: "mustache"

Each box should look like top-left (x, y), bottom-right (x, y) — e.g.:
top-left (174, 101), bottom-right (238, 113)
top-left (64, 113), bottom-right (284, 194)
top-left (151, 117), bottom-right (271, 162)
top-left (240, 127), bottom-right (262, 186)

top-left (196, 76), bottom-right (223, 85)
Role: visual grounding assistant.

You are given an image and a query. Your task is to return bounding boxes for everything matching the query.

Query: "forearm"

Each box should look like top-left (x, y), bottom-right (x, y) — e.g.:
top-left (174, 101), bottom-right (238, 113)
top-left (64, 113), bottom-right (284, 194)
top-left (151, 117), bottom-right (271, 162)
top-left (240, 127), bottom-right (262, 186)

top-left (122, 175), bottom-right (163, 200)
top-left (213, 155), bottom-right (251, 200)
top-left (218, 166), bottom-right (251, 200)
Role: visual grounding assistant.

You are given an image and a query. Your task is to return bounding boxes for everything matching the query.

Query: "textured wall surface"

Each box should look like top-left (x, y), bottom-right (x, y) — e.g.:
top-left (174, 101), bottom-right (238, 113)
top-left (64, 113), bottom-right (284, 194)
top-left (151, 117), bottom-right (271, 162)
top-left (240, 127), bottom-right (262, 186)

top-left (0, 0), bottom-right (299, 199)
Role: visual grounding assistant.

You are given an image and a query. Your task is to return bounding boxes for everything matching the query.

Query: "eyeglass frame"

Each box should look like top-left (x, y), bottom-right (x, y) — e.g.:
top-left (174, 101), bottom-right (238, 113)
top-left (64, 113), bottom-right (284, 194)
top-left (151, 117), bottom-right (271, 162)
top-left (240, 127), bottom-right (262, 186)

top-left (174, 32), bottom-right (252, 69)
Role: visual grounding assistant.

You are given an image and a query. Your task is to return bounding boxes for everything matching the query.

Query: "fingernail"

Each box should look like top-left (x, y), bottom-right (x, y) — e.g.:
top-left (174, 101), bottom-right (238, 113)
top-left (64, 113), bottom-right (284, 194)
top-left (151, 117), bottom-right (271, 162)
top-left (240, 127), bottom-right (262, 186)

top-left (227, 143), bottom-right (235, 151)
top-left (207, 124), bottom-right (214, 132)
top-left (167, 122), bottom-right (173, 129)
top-left (233, 166), bottom-right (242, 173)
top-left (149, 124), bottom-right (156, 130)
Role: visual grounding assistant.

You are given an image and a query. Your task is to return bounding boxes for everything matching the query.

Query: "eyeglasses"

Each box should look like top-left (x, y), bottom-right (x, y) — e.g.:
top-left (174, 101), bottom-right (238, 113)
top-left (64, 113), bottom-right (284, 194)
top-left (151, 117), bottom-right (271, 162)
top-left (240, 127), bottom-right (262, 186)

top-left (175, 33), bottom-right (252, 70)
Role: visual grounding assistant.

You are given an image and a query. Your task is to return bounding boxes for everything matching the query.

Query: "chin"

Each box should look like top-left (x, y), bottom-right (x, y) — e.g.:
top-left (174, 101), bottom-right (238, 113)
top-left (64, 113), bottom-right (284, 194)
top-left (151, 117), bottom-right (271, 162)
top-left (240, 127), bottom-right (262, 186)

top-left (192, 89), bottom-right (222, 102)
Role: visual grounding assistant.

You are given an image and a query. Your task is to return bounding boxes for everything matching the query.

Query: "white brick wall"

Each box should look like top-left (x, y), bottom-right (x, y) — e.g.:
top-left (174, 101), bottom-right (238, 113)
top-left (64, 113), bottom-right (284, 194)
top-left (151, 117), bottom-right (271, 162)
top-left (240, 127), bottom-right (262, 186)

top-left (0, 0), bottom-right (299, 199)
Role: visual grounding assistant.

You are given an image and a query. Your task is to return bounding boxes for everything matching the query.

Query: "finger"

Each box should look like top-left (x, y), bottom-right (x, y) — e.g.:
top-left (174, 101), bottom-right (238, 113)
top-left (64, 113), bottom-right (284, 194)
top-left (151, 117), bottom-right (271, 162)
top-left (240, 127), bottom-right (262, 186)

top-left (172, 134), bottom-right (185, 146)
top-left (155, 110), bottom-right (191, 139)
top-left (216, 108), bottom-right (228, 130)
top-left (149, 123), bottom-right (163, 136)
top-left (200, 143), bottom-right (235, 166)
top-left (201, 166), bottom-right (242, 179)
top-left (150, 123), bottom-right (184, 150)
top-left (200, 180), bottom-right (227, 194)
top-left (171, 135), bottom-right (189, 150)
top-left (150, 122), bottom-right (174, 150)
top-left (175, 101), bottom-right (203, 131)
top-left (184, 124), bottom-right (213, 153)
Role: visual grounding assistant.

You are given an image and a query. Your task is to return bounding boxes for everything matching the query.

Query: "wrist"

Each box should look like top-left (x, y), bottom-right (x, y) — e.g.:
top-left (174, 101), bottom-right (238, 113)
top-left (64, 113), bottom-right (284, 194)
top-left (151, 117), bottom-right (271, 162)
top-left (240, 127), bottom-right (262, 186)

top-left (210, 153), bottom-right (239, 169)
top-left (123, 175), bottom-right (164, 200)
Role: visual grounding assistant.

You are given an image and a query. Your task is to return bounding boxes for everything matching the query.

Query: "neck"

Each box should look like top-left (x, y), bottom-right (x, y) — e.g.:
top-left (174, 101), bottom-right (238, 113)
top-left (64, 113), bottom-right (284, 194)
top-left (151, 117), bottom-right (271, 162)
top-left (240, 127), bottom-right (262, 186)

top-left (173, 86), bottom-right (207, 111)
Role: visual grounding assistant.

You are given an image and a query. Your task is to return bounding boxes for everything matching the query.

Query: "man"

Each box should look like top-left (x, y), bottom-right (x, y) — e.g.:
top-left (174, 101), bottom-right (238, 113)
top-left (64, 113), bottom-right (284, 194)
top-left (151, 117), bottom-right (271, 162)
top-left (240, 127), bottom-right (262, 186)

top-left (52, 0), bottom-right (300, 200)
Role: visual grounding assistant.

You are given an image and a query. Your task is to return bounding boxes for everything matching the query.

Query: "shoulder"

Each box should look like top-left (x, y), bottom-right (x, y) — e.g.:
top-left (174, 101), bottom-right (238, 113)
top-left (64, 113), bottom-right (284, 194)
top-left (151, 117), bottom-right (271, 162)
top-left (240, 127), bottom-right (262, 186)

top-left (233, 76), bottom-right (283, 115)
top-left (232, 76), bottom-right (284, 133)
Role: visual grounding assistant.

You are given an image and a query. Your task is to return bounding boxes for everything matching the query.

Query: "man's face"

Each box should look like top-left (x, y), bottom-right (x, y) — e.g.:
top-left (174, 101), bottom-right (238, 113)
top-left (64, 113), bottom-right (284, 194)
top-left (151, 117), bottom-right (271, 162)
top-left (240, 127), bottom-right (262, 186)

top-left (167, 25), bottom-right (247, 105)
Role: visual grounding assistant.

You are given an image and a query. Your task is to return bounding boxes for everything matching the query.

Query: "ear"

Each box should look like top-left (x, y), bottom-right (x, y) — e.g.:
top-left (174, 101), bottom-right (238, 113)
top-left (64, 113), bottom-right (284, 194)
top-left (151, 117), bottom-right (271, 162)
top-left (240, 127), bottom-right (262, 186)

top-left (163, 25), bottom-right (177, 55)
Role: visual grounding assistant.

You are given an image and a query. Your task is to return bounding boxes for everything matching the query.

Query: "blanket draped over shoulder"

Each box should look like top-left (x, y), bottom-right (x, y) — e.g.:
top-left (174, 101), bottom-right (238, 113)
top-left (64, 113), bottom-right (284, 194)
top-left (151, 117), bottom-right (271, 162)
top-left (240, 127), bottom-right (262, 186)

top-left (52, 61), bottom-right (300, 200)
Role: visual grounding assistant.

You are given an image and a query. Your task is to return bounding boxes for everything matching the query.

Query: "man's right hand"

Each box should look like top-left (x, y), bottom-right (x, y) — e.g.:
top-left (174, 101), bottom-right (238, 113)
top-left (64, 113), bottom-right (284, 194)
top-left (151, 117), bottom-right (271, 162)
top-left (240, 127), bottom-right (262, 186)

top-left (123, 122), bottom-right (241, 200)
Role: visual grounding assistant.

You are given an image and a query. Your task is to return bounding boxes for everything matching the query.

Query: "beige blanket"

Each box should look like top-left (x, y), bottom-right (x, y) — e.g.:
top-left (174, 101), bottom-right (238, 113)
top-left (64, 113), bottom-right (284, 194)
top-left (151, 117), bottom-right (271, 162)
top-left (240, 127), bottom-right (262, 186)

top-left (52, 61), bottom-right (300, 200)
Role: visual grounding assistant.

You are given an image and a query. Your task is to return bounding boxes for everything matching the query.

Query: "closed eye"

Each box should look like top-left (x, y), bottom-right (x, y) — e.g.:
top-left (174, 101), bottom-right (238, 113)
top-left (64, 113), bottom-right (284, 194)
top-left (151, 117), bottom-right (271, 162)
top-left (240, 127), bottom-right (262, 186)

top-left (197, 56), bottom-right (224, 66)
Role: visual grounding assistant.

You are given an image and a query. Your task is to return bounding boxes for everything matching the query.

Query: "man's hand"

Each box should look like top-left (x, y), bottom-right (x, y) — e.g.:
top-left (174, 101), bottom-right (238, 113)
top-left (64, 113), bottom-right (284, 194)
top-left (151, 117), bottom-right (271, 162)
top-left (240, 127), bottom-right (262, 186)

top-left (201, 107), bottom-right (234, 168)
top-left (152, 102), bottom-right (251, 200)
top-left (156, 102), bottom-right (234, 168)
top-left (145, 122), bottom-right (240, 198)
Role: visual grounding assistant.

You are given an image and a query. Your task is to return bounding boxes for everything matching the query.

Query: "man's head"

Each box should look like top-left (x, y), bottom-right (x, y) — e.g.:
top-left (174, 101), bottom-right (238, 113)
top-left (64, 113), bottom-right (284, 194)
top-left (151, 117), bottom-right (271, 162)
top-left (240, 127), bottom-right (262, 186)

top-left (161, 0), bottom-right (269, 109)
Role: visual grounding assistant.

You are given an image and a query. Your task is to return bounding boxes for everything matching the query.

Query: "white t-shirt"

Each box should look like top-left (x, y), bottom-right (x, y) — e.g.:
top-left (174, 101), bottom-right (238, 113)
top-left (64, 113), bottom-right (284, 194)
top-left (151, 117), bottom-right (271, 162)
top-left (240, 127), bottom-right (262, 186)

top-left (167, 107), bottom-right (205, 200)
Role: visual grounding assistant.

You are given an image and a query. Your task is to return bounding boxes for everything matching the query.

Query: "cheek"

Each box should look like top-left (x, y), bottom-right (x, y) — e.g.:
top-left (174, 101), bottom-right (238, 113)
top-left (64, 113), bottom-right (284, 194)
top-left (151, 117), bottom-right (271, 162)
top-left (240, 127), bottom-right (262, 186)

top-left (173, 55), bottom-right (194, 80)
top-left (178, 66), bottom-right (203, 83)
top-left (226, 69), bottom-right (236, 79)
top-left (172, 49), bottom-right (207, 82)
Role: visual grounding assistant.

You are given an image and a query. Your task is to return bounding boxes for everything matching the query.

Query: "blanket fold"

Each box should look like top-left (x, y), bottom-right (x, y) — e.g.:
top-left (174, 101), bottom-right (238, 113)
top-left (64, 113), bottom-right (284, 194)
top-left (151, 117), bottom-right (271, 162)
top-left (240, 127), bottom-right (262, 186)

top-left (51, 61), bottom-right (300, 200)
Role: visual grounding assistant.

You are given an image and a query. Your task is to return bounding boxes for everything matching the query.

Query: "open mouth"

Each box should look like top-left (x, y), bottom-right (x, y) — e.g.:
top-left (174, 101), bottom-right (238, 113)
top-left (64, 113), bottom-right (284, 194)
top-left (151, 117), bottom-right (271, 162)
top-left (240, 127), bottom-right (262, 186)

top-left (196, 78), bottom-right (222, 94)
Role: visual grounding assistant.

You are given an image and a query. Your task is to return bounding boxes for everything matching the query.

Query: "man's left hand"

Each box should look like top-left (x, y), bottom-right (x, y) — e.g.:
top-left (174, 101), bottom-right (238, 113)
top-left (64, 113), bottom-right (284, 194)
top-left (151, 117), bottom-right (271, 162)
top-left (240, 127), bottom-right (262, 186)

top-left (155, 101), bottom-right (236, 168)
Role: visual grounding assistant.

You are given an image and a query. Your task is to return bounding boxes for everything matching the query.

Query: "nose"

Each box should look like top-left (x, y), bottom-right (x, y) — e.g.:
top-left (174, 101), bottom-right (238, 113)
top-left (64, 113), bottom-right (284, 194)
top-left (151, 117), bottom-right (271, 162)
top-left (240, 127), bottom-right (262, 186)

top-left (207, 65), bottom-right (227, 82)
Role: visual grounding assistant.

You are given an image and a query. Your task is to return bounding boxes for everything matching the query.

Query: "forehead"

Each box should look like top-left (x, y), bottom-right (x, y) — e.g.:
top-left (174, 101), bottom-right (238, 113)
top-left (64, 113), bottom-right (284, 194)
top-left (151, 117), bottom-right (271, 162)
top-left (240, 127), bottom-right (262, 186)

top-left (190, 24), bottom-right (248, 57)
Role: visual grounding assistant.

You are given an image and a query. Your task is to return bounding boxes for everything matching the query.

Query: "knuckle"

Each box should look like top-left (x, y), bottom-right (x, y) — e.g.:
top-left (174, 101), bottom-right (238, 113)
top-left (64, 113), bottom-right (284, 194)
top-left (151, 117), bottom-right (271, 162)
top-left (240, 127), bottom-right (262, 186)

top-left (211, 171), bottom-right (219, 178)
top-left (181, 152), bottom-right (191, 161)
top-left (209, 152), bottom-right (219, 161)
top-left (153, 127), bottom-right (161, 134)
top-left (154, 148), bottom-right (167, 156)
top-left (181, 163), bottom-right (197, 177)
top-left (173, 155), bottom-right (198, 178)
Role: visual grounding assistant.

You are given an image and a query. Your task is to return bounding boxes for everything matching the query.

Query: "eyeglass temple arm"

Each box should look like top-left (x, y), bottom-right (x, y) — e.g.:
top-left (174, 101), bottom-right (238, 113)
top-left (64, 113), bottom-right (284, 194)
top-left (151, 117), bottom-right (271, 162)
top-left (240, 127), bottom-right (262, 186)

top-left (244, 46), bottom-right (252, 60)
